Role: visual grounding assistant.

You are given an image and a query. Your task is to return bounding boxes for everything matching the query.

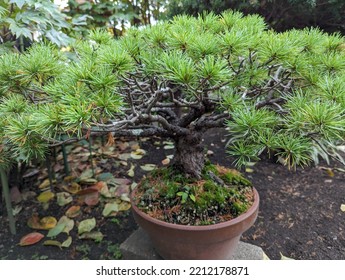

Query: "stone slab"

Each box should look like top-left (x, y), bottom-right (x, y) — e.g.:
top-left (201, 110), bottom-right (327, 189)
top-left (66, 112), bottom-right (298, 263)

top-left (120, 228), bottom-right (265, 260)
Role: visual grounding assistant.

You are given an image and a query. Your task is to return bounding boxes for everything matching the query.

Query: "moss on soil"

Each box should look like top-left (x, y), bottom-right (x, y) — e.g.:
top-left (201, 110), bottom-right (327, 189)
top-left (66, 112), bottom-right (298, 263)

top-left (134, 162), bottom-right (254, 225)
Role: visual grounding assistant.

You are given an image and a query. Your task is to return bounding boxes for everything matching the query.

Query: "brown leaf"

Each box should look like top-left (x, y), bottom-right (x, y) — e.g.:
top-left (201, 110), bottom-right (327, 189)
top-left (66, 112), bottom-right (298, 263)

top-left (62, 182), bottom-right (81, 194)
top-left (65, 205), bottom-right (81, 218)
top-left (76, 188), bottom-right (99, 196)
top-left (106, 132), bottom-right (115, 146)
top-left (19, 232), bottom-right (44, 246)
top-left (40, 217), bottom-right (57, 230)
top-left (84, 192), bottom-right (99, 206)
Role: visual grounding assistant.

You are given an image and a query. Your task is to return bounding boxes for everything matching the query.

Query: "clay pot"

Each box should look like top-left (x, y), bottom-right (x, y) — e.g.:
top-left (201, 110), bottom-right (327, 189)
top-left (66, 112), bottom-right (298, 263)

top-left (131, 188), bottom-right (259, 260)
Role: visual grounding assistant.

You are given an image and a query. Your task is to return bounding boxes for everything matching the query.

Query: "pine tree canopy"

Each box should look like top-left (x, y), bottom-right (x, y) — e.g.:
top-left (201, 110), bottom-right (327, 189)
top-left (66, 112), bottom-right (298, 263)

top-left (1, 11), bottom-right (345, 170)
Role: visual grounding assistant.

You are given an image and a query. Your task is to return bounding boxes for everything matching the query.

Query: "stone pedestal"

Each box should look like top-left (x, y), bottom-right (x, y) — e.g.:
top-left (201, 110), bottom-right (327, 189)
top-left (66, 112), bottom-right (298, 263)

top-left (120, 228), bottom-right (265, 260)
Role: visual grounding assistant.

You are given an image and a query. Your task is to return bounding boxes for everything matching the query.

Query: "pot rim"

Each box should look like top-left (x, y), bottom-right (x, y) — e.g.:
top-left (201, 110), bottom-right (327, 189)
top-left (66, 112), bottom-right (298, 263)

top-left (131, 187), bottom-right (259, 231)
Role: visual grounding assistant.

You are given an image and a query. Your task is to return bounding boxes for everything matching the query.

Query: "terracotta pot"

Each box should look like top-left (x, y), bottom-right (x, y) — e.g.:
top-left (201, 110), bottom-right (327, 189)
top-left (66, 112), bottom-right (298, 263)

top-left (131, 187), bottom-right (259, 260)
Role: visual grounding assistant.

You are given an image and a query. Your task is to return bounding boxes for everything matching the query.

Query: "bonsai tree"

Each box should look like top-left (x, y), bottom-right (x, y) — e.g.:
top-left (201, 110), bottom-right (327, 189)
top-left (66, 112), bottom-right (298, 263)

top-left (1, 12), bottom-right (345, 218)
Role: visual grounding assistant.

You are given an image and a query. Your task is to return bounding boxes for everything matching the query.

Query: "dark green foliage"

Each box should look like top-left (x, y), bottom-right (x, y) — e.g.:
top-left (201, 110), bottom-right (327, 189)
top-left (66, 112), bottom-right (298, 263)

top-left (1, 13), bottom-right (345, 171)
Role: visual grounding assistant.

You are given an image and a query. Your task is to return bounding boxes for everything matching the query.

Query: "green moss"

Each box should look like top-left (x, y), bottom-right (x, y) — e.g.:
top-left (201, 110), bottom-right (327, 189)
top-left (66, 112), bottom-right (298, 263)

top-left (136, 163), bottom-right (254, 225)
top-left (220, 171), bottom-right (252, 186)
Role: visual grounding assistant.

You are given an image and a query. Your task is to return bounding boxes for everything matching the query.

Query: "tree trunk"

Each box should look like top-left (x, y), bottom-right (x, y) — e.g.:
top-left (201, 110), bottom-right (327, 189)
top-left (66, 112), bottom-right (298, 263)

top-left (173, 132), bottom-right (205, 179)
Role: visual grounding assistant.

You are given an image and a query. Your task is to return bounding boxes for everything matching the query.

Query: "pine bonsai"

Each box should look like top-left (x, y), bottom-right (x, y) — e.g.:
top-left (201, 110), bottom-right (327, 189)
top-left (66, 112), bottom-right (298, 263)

top-left (1, 11), bottom-right (345, 185)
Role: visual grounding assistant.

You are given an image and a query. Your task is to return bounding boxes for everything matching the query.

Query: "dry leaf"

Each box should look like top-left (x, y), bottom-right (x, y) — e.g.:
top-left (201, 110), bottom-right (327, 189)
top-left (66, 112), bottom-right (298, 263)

top-left (102, 202), bottom-right (119, 217)
top-left (19, 232), bottom-right (44, 246)
top-left (39, 217), bottom-right (58, 230)
top-left (39, 179), bottom-right (53, 189)
top-left (127, 164), bottom-right (135, 177)
top-left (340, 204), bottom-right (345, 212)
top-left (37, 191), bottom-right (55, 203)
top-left (140, 164), bottom-right (157, 172)
top-left (62, 182), bottom-right (81, 194)
top-left (79, 231), bottom-right (103, 242)
top-left (280, 253), bottom-right (294, 260)
top-left (56, 192), bottom-right (73, 206)
top-left (78, 218), bottom-right (96, 235)
top-left (43, 240), bottom-right (62, 249)
top-left (162, 158), bottom-right (170, 165)
top-left (106, 132), bottom-right (115, 146)
top-left (58, 216), bottom-right (74, 235)
top-left (65, 206), bottom-right (81, 218)
top-left (61, 236), bottom-right (72, 248)
top-left (84, 192), bottom-right (99, 206)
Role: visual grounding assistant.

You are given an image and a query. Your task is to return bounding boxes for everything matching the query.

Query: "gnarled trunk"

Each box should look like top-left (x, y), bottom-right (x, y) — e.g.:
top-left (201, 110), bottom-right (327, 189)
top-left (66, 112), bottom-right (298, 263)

top-left (173, 132), bottom-right (205, 179)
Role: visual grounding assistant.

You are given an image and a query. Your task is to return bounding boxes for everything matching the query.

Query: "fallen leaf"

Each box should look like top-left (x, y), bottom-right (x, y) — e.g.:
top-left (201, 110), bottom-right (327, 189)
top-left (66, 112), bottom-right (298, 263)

top-left (163, 144), bottom-right (174, 150)
top-left (127, 164), bottom-right (135, 177)
top-left (10, 186), bottom-right (22, 204)
top-left (262, 252), bottom-right (270, 260)
top-left (63, 176), bottom-right (76, 182)
top-left (280, 253), bottom-right (294, 260)
top-left (110, 178), bottom-right (131, 186)
top-left (47, 223), bottom-right (65, 238)
top-left (37, 191), bottom-right (55, 203)
top-left (91, 181), bottom-right (106, 192)
top-left (206, 150), bottom-right (214, 156)
top-left (114, 185), bottom-right (130, 197)
top-left (80, 178), bottom-right (98, 185)
top-left (130, 153), bottom-right (143, 160)
top-left (78, 218), bottom-right (96, 235)
top-left (118, 142), bottom-right (129, 151)
top-left (39, 179), bottom-right (55, 189)
top-left (62, 182), bottom-right (81, 194)
top-left (79, 169), bottom-right (93, 181)
top-left (56, 192), bottom-right (73, 206)
top-left (131, 182), bottom-right (138, 190)
top-left (21, 191), bottom-right (37, 201)
top-left (245, 168), bottom-right (254, 173)
top-left (130, 143), bottom-right (140, 150)
top-left (118, 201), bottom-right (131, 211)
top-left (12, 205), bottom-right (23, 216)
top-left (76, 187), bottom-right (98, 196)
top-left (118, 153), bottom-right (131, 161)
top-left (40, 217), bottom-right (58, 230)
top-left (102, 202), bottom-right (119, 217)
top-left (43, 240), bottom-right (62, 249)
top-left (65, 206), bottom-right (81, 218)
top-left (61, 236), bottom-right (72, 248)
top-left (58, 216), bottom-right (74, 235)
top-left (120, 194), bottom-right (131, 202)
top-left (100, 184), bottom-right (112, 198)
top-left (341, 204), bottom-right (345, 212)
top-left (162, 158), bottom-right (170, 165)
top-left (84, 192), bottom-right (99, 206)
top-left (53, 163), bottom-right (63, 173)
top-left (140, 164), bottom-right (157, 172)
top-left (27, 214), bottom-right (41, 229)
top-left (326, 168), bottom-right (335, 177)
top-left (131, 149), bottom-right (146, 160)
top-left (79, 231), bottom-right (103, 242)
top-left (19, 232), bottom-right (44, 246)
top-left (97, 172), bottom-right (114, 182)
top-left (166, 154), bottom-right (174, 159)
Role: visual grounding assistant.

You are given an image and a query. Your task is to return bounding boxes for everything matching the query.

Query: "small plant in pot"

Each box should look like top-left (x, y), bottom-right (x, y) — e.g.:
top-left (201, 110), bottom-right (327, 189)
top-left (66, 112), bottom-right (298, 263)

top-left (1, 11), bottom-right (345, 259)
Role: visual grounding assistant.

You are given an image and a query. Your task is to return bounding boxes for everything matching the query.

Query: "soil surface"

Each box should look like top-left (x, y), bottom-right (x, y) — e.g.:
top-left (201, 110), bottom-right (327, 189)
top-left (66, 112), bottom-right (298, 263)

top-left (1, 128), bottom-right (345, 260)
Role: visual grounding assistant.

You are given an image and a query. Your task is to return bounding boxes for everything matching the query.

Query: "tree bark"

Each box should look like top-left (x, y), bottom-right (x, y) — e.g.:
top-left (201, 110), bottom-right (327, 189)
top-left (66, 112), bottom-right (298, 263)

top-left (173, 132), bottom-right (205, 179)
